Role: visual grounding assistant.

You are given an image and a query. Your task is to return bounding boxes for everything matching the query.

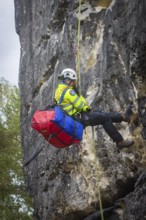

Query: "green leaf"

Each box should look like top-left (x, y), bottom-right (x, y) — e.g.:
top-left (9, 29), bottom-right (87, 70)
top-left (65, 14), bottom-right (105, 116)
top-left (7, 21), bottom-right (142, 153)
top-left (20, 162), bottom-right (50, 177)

top-left (0, 78), bottom-right (33, 219)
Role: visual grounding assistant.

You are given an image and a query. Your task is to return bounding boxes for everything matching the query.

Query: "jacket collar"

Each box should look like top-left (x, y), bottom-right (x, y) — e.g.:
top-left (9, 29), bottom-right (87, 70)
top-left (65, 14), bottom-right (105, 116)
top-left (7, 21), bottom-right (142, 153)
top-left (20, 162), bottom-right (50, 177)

top-left (59, 82), bottom-right (73, 89)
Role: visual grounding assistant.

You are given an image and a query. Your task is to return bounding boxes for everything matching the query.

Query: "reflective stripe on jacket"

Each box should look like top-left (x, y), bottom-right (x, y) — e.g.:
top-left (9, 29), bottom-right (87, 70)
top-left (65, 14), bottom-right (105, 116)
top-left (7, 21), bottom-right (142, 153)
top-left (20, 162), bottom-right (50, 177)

top-left (54, 83), bottom-right (90, 116)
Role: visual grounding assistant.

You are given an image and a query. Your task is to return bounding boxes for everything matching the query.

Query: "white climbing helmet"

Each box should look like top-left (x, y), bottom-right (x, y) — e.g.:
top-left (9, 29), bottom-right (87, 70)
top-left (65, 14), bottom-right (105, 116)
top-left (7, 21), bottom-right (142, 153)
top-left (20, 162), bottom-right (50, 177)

top-left (58, 68), bottom-right (77, 80)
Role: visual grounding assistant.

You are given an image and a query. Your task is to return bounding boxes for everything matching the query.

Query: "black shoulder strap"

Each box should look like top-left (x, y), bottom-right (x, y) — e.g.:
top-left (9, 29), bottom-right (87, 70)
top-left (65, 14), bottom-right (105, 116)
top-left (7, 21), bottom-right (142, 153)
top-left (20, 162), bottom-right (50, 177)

top-left (59, 88), bottom-right (69, 105)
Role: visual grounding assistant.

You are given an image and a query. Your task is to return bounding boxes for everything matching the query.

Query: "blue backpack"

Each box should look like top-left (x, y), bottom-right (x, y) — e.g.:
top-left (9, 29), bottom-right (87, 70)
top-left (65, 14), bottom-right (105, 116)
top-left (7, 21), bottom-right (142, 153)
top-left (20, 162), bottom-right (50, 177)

top-left (53, 88), bottom-right (84, 141)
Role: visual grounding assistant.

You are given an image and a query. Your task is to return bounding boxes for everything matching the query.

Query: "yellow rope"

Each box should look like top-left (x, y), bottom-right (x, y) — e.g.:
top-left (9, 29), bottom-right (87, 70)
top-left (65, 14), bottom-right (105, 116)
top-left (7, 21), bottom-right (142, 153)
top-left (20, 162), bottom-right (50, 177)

top-left (76, 1), bottom-right (104, 218)
top-left (76, 0), bottom-right (82, 94)
top-left (92, 127), bottom-right (104, 220)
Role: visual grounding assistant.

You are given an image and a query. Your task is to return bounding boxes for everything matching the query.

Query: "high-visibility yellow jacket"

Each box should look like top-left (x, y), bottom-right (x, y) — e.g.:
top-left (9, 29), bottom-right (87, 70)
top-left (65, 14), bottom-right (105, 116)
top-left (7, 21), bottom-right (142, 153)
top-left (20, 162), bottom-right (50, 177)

top-left (54, 83), bottom-right (90, 116)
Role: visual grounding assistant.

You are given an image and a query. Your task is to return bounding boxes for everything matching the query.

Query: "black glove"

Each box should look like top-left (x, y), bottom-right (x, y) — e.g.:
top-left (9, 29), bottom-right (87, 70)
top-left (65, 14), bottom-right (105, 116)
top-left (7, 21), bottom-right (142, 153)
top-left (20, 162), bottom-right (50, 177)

top-left (86, 107), bottom-right (92, 113)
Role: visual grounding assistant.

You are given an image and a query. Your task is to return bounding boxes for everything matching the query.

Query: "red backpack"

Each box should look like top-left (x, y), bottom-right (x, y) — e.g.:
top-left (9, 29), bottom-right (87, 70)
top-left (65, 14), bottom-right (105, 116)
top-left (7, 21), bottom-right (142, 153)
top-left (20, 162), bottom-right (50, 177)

top-left (31, 88), bottom-right (83, 148)
top-left (31, 108), bottom-right (82, 148)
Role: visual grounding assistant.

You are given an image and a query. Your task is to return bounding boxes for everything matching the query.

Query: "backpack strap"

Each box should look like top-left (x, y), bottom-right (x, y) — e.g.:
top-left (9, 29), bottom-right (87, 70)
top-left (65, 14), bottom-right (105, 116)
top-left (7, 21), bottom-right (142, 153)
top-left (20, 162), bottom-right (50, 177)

top-left (59, 88), bottom-right (69, 105)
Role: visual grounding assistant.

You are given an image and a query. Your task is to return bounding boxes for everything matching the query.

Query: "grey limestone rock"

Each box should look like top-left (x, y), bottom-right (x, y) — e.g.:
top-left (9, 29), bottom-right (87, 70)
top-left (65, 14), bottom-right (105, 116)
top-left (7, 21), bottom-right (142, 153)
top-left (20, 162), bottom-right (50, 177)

top-left (14, 0), bottom-right (146, 219)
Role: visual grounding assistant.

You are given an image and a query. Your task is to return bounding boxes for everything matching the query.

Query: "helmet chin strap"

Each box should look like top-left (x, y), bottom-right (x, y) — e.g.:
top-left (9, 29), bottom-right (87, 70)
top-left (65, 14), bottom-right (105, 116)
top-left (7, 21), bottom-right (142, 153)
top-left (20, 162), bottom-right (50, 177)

top-left (63, 78), bottom-right (73, 86)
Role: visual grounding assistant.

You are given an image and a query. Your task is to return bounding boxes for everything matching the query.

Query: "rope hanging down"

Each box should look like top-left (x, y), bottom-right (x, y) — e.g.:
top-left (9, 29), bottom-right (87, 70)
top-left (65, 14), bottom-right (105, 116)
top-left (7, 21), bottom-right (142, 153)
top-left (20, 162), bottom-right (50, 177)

top-left (76, 0), bottom-right (82, 94)
top-left (24, 1), bottom-right (82, 167)
top-left (76, 1), bottom-right (104, 219)
top-left (92, 127), bottom-right (104, 220)
top-left (24, 145), bottom-right (44, 167)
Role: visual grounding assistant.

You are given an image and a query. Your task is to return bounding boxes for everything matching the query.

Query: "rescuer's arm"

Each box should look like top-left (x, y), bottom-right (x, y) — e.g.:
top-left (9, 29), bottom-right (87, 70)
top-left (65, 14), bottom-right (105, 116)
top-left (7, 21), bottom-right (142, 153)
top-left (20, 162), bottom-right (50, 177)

top-left (66, 89), bottom-right (91, 112)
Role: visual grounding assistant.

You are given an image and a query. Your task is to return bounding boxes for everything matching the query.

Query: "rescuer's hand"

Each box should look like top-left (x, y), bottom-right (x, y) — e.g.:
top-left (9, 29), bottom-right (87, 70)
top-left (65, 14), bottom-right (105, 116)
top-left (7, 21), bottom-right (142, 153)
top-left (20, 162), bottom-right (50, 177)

top-left (85, 106), bottom-right (92, 112)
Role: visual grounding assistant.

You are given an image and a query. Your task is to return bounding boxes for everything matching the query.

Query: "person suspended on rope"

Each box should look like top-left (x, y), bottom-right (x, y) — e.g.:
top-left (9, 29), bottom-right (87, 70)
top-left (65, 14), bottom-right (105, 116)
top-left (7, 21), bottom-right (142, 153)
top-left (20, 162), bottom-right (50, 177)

top-left (54, 68), bottom-right (134, 150)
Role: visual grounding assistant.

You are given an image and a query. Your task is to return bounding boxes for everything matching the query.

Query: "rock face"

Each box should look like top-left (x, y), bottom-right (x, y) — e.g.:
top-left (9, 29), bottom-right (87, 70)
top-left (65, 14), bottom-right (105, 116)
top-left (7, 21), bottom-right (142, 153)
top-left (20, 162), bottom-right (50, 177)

top-left (14, 0), bottom-right (146, 219)
top-left (123, 171), bottom-right (146, 220)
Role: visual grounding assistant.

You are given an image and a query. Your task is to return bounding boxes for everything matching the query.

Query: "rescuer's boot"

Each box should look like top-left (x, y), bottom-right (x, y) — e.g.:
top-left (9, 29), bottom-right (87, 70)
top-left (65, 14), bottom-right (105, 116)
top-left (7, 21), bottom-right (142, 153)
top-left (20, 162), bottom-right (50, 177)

top-left (121, 104), bottom-right (133, 123)
top-left (117, 139), bottom-right (134, 150)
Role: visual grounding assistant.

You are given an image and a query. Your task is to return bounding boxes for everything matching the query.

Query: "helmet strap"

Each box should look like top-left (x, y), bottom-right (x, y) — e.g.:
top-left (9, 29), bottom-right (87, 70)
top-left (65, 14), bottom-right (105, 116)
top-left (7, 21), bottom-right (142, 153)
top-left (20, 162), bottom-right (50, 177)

top-left (62, 78), bottom-right (73, 86)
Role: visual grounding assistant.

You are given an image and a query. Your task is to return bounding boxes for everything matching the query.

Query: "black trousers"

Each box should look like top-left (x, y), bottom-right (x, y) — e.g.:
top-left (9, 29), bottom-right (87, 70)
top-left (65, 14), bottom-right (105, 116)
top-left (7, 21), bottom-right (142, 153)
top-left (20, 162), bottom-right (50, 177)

top-left (79, 111), bottom-right (124, 143)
